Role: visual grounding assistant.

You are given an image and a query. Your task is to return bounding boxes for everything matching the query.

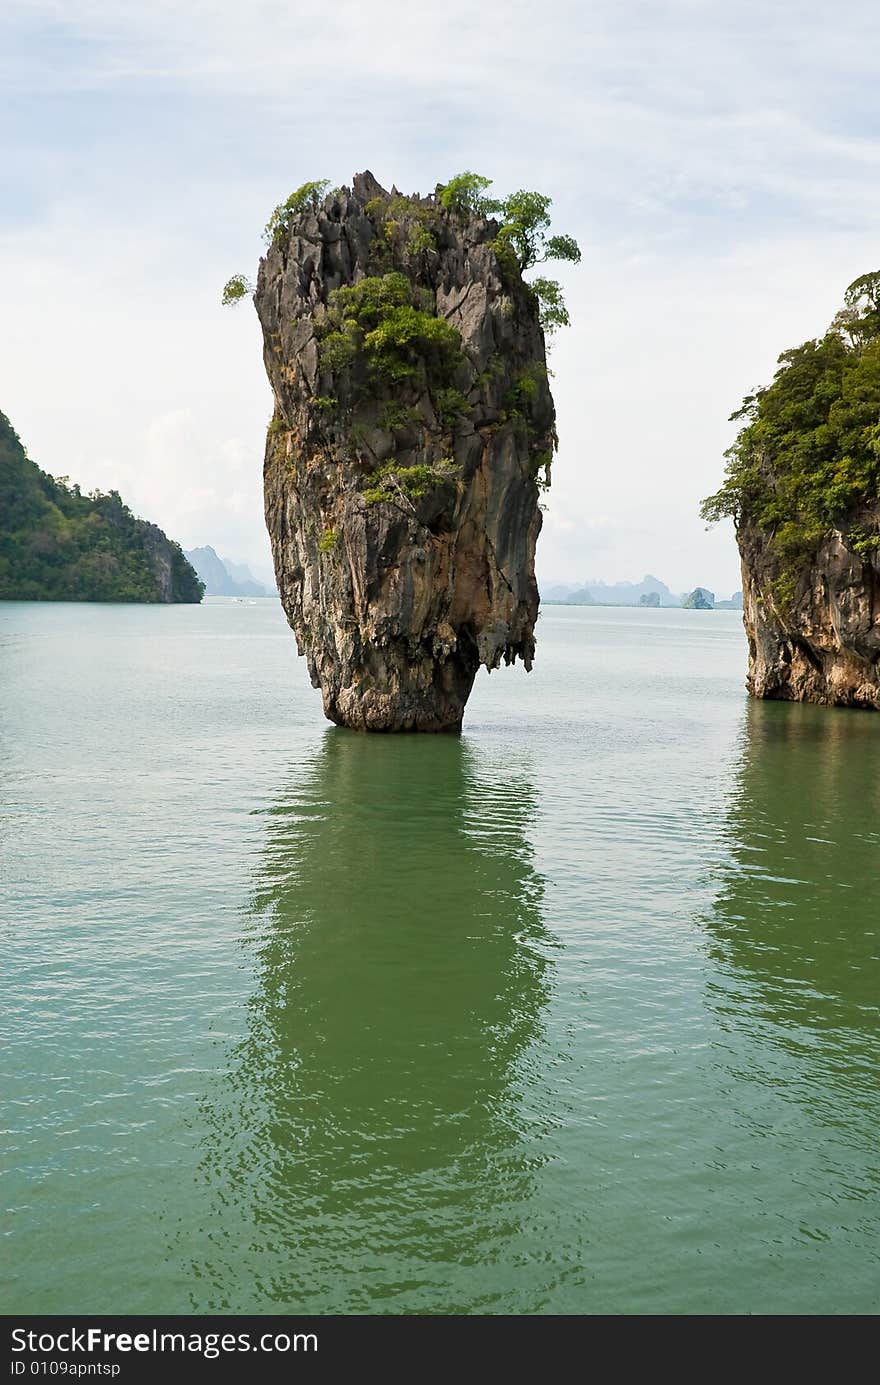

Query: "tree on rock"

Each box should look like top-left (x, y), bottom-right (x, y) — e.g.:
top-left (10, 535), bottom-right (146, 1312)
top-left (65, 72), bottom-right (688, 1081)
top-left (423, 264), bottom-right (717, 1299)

top-left (438, 172), bottom-right (581, 337)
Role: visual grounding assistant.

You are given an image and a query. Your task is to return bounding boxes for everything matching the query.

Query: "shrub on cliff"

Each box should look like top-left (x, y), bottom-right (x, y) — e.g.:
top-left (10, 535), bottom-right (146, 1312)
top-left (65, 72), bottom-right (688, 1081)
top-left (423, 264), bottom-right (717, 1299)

top-left (702, 271), bottom-right (880, 578)
top-left (221, 274), bottom-right (253, 306)
top-left (317, 272), bottom-right (463, 389)
top-left (263, 180), bottom-right (332, 245)
top-left (438, 173), bottom-right (581, 336)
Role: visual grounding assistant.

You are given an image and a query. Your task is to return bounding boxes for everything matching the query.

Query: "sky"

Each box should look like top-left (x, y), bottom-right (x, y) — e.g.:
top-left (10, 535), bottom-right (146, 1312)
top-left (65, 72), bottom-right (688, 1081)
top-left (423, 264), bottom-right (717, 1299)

top-left (2, 2), bottom-right (879, 596)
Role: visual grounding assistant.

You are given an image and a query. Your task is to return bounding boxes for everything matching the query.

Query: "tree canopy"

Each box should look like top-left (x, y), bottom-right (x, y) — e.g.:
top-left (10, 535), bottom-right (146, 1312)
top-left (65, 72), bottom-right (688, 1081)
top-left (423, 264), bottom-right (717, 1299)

top-left (701, 271), bottom-right (880, 590)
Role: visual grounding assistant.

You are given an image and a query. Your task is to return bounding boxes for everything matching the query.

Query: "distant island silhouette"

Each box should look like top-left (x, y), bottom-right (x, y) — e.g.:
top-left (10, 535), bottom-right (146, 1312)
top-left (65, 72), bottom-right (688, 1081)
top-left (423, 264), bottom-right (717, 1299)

top-left (542, 574), bottom-right (742, 609)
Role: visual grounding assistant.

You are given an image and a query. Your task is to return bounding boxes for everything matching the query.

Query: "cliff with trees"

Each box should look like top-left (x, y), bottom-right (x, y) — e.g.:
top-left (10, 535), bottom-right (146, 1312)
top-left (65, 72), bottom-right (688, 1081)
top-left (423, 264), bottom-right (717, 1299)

top-left (703, 272), bottom-right (880, 708)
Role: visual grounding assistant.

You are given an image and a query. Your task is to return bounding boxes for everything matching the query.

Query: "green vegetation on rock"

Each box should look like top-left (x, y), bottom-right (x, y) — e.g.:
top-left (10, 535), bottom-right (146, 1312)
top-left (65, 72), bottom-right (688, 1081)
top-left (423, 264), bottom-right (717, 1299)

top-left (0, 410), bottom-right (203, 602)
top-left (432, 388), bottom-right (470, 426)
top-left (222, 182), bottom-right (336, 302)
top-left (437, 172), bottom-right (497, 216)
top-left (362, 458), bottom-right (457, 507)
top-left (702, 272), bottom-right (880, 593)
top-left (437, 172), bottom-right (582, 335)
top-left (504, 363), bottom-right (548, 415)
top-left (317, 271), bottom-right (464, 390)
top-left (263, 180), bottom-right (332, 245)
top-left (527, 277), bottom-right (571, 333)
top-left (221, 274), bottom-right (253, 306)
top-left (377, 401), bottom-right (423, 433)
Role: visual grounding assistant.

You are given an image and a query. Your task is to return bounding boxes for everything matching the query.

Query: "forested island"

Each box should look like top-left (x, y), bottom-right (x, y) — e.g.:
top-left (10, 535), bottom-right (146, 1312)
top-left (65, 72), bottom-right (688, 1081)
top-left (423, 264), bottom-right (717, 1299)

top-left (0, 410), bottom-right (203, 603)
top-left (703, 271), bottom-right (880, 708)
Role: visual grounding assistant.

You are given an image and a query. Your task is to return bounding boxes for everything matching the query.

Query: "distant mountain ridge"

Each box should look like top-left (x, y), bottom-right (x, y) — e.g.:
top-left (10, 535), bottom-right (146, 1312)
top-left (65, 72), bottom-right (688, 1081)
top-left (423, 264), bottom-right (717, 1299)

top-left (0, 409), bottom-right (202, 603)
top-left (184, 545), bottom-right (274, 597)
top-left (543, 574), bottom-right (680, 607)
top-left (542, 576), bottom-right (743, 609)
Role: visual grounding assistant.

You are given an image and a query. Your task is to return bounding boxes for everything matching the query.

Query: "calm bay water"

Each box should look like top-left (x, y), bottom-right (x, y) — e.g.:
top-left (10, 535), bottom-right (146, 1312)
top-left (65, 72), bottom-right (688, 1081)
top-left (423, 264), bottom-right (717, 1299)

top-left (1, 598), bottom-right (878, 1315)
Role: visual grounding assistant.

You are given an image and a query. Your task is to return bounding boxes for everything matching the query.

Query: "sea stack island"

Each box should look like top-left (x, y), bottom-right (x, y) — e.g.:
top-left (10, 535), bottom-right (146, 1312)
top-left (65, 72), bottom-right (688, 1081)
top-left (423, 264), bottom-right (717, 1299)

top-left (241, 172), bottom-right (571, 731)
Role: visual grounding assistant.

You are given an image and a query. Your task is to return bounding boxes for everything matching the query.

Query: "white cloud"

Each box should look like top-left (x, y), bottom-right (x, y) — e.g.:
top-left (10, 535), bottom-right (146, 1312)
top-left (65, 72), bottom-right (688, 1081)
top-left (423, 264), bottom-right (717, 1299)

top-left (0, 203), bottom-right (273, 569)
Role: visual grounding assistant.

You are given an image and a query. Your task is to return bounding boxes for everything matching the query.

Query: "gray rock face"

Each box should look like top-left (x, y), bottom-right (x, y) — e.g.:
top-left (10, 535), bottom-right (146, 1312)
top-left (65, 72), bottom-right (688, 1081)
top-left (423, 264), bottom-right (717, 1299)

top-left (132, 518), bottom-right (202, 603)
top-left (739, 515), bottom-right (880, 708)
top-left (255, 172), bottom-right (554, 731)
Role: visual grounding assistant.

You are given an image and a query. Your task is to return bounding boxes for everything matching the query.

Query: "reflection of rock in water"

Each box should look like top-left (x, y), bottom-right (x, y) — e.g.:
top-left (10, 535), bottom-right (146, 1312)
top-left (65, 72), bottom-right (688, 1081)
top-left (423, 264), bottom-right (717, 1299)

top-left (189, 732), bottom-right (549, 1312)
top-left (705, 700), bottom-right (880, 1106)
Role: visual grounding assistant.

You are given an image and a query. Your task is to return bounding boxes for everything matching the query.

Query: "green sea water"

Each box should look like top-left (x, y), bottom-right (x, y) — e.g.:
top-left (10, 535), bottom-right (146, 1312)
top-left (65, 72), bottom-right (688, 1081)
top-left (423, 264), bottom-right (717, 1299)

top-left (1, 599), bottom-right (878, 1315)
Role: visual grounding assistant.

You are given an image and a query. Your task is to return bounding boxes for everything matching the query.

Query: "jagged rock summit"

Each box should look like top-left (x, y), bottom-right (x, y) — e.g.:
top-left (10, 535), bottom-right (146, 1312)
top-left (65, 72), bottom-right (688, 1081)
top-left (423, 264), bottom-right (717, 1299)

top-left (255, 172), bottom-right (556, 731)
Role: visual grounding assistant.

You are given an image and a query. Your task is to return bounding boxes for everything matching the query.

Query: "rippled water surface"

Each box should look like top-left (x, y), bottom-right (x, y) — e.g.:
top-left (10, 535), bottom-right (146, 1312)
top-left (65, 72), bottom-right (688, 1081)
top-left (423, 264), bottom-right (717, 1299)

top-left (2, 599), bottom-right (878, 1314)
